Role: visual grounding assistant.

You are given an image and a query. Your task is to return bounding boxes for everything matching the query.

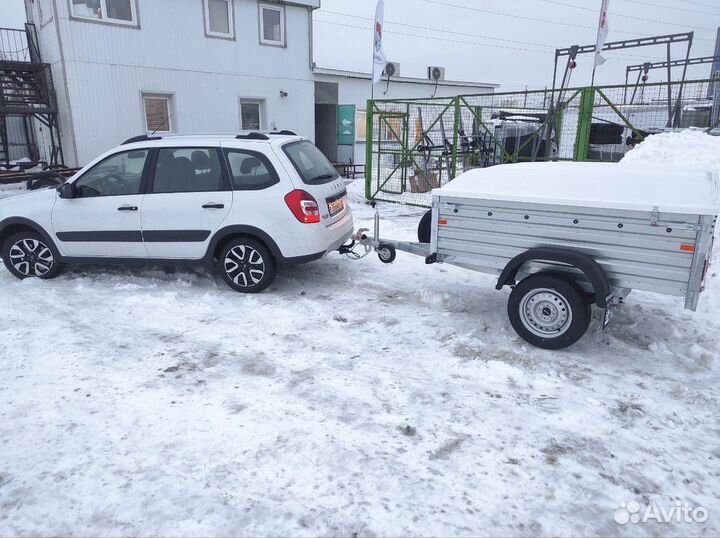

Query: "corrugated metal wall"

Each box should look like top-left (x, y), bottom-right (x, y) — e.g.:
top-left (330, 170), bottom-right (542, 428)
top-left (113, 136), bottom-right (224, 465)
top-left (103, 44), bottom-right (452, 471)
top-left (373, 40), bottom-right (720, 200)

top-left (5, 115), bottom-right (34, 162)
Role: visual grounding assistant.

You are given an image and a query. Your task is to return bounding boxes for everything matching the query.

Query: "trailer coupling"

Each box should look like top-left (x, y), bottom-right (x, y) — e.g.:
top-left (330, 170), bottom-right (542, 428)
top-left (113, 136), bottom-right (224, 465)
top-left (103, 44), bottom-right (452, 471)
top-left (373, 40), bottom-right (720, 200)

top-left (337, 207), bottom-right (418, 264)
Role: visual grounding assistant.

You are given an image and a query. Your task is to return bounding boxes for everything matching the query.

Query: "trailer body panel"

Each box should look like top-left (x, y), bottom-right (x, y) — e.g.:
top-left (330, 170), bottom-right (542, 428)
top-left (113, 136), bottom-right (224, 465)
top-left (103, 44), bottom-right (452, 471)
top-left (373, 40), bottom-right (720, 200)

top-left (431, 193), bottom-right (716, 309)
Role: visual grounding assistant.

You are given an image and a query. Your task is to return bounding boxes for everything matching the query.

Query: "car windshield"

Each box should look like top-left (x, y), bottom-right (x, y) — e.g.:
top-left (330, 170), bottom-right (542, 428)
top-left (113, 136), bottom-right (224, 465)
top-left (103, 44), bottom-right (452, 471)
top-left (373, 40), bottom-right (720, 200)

top-left (283, 140), bottom-right (339, 185)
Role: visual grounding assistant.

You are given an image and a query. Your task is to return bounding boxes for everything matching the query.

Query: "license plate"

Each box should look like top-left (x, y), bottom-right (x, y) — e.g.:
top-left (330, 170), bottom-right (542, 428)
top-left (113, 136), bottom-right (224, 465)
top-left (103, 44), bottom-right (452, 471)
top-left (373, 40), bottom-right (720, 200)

top-left (327, 196), bottom-right (345, 217)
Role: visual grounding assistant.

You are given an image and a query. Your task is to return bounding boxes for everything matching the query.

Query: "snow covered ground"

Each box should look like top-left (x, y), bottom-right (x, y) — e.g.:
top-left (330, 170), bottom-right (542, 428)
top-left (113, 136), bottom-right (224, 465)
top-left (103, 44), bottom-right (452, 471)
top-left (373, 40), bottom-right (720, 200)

top-left (1, 135), bottom-right (719, 537)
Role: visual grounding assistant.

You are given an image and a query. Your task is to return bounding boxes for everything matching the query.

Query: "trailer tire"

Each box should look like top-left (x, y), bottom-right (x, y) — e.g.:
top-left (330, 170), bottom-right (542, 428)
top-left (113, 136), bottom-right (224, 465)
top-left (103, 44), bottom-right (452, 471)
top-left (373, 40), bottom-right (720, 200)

top-left (417, 210), bottom-right (432, 243)
top-left (507, 274), bottom-right (591, 350)
top-left (377, 243), bottom-right (396, 264)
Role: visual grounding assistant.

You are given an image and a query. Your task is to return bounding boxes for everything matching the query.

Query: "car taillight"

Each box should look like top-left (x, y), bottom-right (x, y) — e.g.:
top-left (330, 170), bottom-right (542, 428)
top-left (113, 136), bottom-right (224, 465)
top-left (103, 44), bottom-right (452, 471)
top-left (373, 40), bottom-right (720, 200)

top-left (285, 189), bottom-right (320, 224)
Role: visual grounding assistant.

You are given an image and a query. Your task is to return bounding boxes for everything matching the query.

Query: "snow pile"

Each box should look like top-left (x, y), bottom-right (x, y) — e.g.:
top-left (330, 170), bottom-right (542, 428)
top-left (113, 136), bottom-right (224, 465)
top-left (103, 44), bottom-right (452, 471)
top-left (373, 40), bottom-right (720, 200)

top-left (620, 129), bottom-right (720, 172)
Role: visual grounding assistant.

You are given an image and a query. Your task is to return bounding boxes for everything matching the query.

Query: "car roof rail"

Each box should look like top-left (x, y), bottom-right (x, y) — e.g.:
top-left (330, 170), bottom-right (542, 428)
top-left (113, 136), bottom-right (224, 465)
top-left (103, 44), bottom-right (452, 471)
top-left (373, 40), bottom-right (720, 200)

top-left (236, 132), bottom-right (270, 140)
top-left (268, 130), bottom-right (297, 136)
top-left (122, 134), bottom-right (162, 145)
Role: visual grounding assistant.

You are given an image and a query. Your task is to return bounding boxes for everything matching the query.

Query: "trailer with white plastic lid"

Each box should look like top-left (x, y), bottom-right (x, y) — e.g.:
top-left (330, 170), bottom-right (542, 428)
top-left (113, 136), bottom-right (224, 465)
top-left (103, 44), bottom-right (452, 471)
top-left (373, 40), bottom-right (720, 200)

top-left (355, 162), bottom-right (718, 350)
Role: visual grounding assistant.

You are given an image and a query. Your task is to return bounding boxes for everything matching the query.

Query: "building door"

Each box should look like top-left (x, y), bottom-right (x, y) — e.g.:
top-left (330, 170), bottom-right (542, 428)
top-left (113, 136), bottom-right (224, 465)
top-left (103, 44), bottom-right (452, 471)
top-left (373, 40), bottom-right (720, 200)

top-left (314, 81), bottom-right (339, 163)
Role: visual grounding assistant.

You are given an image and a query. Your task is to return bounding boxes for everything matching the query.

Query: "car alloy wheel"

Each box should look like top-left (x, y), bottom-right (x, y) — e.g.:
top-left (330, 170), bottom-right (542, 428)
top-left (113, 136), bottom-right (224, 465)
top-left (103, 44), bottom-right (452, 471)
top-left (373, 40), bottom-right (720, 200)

top-left (218, 237), bottom-right (276, 293)
top-left (224, 244), bottom-right (266, 288)
top-left (9, 238), bottom-right (55, 277)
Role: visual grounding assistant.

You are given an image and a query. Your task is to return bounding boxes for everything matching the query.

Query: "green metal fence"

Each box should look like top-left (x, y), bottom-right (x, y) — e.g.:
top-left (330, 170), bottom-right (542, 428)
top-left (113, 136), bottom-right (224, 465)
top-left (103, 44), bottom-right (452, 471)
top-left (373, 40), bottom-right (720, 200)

top-left (365, 78), bottom-right (720, 206)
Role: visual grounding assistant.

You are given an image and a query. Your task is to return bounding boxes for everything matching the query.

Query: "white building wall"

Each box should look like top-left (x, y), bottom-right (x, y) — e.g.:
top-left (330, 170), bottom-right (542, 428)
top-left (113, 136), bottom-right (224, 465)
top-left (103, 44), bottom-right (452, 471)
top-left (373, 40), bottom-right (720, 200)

top-left (28, 0), bottom-right (316, 166)
top-left (65, 62), bottom-right (314, 165)
top-left (337, 78), bottom-right (494, 104)
top-left (25, 0), bottom-right (69, 165)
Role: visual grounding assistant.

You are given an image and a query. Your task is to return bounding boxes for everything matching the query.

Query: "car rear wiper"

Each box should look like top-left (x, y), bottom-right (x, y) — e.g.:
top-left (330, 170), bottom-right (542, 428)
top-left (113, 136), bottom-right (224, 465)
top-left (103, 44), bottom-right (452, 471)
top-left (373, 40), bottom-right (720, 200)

top-left (309, 173), bottom-right (335, 182)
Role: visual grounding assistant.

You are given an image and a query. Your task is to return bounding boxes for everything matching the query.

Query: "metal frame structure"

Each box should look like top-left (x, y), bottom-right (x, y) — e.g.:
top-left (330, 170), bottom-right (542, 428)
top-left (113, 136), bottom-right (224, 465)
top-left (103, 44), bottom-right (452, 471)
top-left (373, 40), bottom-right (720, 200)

top-left (549, 33), bottom-right (694, 141)
top-left (0, 23), bottom-right (64, 169)
top-left (624, 55), bottom-right (720, 104)
top-left (365, 78), bottom-right (719, 206)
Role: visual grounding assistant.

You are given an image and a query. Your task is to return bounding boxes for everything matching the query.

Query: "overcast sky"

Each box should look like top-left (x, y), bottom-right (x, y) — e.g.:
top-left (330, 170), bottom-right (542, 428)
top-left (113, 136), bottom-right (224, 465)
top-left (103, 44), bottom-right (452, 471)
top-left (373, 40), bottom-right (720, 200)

top-left (3, 0), bottom-right (719, 89)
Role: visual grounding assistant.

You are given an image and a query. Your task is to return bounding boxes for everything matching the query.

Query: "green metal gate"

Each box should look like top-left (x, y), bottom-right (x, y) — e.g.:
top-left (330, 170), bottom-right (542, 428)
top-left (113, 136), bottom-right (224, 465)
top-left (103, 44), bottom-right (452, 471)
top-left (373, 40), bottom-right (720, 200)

top-left (365, 78), bottom-right (719, 207)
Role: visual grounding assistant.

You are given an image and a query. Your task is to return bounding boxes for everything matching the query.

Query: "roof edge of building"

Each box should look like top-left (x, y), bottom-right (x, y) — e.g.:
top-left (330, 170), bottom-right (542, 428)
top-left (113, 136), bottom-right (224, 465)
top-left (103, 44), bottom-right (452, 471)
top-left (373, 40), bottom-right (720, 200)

top-left (313, 67), bottom-right (500, 89)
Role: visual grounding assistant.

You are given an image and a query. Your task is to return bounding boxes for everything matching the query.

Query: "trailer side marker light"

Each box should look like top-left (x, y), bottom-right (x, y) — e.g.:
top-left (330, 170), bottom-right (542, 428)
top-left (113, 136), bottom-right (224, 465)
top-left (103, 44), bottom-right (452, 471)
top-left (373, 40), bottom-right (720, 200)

top-left (680, 244), bottom-right (695, 252)
top-left (439, 219), bottom-right (448, 226)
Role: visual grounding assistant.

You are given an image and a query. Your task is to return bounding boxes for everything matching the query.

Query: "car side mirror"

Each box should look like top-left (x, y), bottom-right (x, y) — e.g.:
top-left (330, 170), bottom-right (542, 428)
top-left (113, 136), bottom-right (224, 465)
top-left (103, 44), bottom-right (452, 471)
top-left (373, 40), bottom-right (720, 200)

top-left (57, 182), bottom-right (76, 199)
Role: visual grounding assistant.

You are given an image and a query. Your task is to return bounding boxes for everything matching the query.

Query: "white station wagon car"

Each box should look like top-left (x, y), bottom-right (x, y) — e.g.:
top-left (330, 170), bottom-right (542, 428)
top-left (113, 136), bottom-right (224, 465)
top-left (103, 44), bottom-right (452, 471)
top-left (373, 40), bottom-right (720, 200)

top-left (0, 132), bottom-right (353, 292)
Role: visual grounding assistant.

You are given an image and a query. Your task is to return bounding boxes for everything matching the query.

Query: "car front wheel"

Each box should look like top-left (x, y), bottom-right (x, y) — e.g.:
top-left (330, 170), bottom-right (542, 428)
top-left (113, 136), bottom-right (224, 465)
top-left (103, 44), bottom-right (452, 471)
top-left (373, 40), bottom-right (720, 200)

top-left (2, 232), bottom-right (63, 280)
top-left (219, 237), bottom-right (276, 293)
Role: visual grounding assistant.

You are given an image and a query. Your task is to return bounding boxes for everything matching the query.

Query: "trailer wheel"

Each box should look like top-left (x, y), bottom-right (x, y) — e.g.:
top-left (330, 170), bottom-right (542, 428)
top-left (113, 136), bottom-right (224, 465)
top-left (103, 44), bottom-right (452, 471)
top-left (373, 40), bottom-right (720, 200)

top-left (507, 274), bottom-right (591, 350)
top-left (417, 210), bottom-right (432, 243)
top-left (377, 243), bottom-right (396, 264)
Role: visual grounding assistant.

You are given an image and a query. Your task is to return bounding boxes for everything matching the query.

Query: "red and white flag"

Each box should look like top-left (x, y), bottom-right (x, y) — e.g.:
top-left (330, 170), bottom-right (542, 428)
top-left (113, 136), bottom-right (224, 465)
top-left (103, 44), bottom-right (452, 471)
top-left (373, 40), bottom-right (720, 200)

top-left (594, 0), bottom-right (610, 68)
top-left (372, 0), bottom-right (387, 84)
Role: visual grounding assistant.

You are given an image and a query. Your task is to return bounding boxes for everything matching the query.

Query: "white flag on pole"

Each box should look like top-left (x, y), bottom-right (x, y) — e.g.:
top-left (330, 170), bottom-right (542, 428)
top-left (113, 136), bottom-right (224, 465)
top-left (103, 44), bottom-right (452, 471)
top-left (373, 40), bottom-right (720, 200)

top-left (594, 0), bottom-right (610, 68)
top-left (372, 0), bottom-right (387, 84)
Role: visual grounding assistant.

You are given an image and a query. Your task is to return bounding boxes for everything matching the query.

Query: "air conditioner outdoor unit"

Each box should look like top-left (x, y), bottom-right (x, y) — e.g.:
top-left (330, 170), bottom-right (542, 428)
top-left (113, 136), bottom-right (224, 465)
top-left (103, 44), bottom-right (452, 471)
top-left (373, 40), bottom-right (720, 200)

top-left (383, 62), bottom-right (400, 77)
top-left (428, 66), bottom-right (446, 81)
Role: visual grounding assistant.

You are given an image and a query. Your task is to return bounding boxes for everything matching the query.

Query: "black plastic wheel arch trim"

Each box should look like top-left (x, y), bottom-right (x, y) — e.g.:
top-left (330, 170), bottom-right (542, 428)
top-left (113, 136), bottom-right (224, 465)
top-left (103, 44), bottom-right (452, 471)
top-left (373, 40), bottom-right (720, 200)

top-left (205, 225), bottom-right (322, 266)
top-left (0, 217), bottom-right (58, 250)
top-left (496, 247), bottom-right (611, 308)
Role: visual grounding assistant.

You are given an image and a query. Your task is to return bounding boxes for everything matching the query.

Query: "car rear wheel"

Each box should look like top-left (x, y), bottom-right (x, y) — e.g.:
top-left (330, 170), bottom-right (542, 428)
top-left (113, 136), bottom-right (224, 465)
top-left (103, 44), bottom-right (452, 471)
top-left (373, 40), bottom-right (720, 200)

top-left (2, 232), bottom-right (63, 280)
top-left (507, 274), bottom-right (591, 350)
top-left (219, 237), bottom-right (276, 293)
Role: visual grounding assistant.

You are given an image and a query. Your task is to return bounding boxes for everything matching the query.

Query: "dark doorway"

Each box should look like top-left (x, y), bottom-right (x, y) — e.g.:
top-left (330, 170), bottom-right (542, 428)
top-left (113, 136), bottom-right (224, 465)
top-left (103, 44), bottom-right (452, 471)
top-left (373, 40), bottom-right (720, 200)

top-left (314, 81), bottom-right (338, 163)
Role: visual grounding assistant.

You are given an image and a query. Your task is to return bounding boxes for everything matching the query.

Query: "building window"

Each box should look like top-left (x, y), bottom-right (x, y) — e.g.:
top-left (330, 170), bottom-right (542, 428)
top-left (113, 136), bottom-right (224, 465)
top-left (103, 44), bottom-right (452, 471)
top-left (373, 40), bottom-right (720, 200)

top-left (39, 0), bottom-right (54, 25)
top-left (204, 0), bottom-right (234, 39)
top-left (356, 110), bottom-right (367, 142)
top-left (70, 0), bottom-right (138, 26)
top-left (142, 94), bottom-right (173, 134)
top-left (240, 100), bottom-right (264, 130)
top-left (259, 4), bottom-right (285, 46)
top-left (380, 115), bottom-right (402, 142)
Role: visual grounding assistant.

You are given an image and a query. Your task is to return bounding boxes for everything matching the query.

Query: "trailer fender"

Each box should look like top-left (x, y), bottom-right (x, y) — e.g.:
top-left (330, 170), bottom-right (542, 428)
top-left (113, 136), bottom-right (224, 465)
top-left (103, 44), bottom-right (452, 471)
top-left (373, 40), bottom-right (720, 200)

top-left (496, 247), bottom-right (611, 308)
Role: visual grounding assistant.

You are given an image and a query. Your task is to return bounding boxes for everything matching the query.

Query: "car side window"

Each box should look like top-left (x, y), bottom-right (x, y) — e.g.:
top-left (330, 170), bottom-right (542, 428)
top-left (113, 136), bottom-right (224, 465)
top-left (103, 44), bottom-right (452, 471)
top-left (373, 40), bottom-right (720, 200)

top-left (152, 148), bottom-right (225, 194)
top-left (73, 149), bottom-right (149, 197)
top-left (225, 149), bottom-right (279, 191)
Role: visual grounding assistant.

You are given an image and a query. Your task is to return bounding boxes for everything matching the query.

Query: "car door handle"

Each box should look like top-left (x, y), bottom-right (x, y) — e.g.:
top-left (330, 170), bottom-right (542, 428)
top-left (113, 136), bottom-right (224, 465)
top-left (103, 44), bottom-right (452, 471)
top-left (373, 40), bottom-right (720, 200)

top-left (117, 205), bottom-right (138, 211)
top-left (202, 203), bottom-right (225, 209)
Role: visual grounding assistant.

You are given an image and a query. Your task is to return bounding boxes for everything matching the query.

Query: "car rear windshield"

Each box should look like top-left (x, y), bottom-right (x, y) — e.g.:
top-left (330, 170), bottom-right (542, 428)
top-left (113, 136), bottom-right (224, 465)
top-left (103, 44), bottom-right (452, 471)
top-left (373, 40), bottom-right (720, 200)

top-left (283, 140), bottom-right (339, 185)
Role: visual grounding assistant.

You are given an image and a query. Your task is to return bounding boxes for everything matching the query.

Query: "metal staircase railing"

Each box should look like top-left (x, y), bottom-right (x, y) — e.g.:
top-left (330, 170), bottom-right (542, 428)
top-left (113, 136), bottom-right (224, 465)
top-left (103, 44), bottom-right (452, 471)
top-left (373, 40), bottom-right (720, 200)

top-left (0, 23), bottom-right (63, 168)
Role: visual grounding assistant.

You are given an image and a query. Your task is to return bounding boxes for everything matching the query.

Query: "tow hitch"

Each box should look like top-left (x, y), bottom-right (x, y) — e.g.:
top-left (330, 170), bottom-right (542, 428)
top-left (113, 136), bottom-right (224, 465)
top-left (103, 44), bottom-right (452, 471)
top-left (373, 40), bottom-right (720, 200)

top-left (337, 206), bottom-right (397, 263)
